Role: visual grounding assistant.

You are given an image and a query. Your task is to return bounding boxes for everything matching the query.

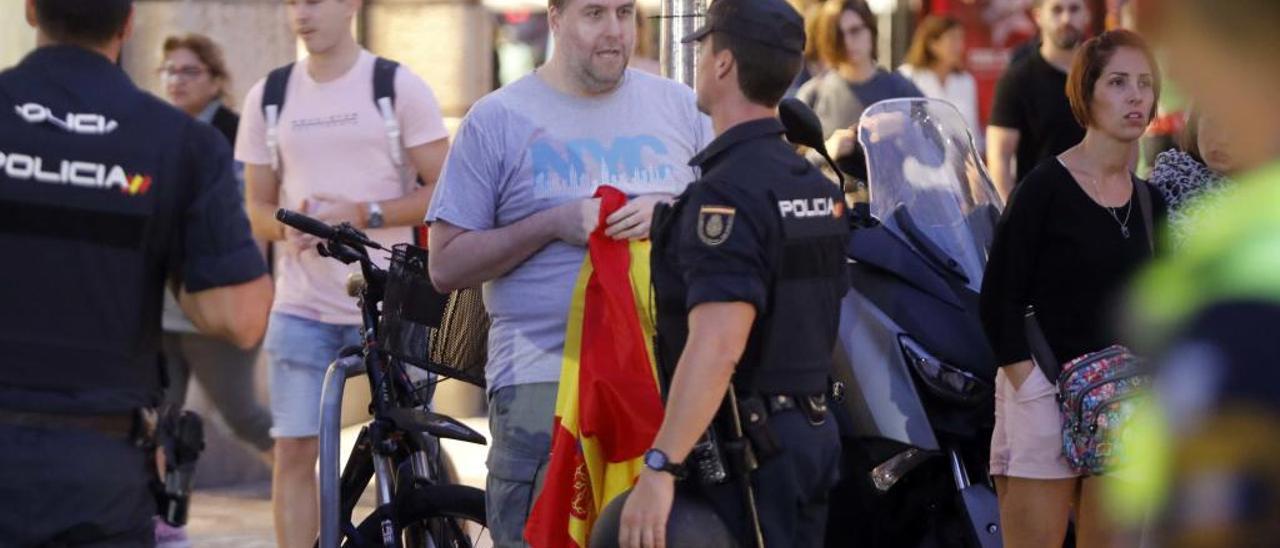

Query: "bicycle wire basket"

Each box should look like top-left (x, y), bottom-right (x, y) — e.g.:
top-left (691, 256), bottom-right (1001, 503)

top-left (379, 243), bottom-right (489, 388)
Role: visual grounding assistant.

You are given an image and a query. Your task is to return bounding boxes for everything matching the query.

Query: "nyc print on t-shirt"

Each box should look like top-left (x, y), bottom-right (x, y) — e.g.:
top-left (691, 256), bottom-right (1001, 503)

top-left (531, 134), bottom-right (676, 197)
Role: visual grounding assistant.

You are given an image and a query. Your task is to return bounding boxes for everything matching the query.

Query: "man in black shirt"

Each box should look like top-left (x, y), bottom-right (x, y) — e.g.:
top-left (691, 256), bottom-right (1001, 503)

top-left (987, 0), bottom-right (1090, 198)
top-left (0, 1), bottom-right (272, 544)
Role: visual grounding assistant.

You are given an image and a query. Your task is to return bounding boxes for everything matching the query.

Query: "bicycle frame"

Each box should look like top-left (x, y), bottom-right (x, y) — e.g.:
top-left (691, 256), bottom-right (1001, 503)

top-left (274, 212), bottom-right (485, 548)
top-left (315, 237), bottom-right (415, 548)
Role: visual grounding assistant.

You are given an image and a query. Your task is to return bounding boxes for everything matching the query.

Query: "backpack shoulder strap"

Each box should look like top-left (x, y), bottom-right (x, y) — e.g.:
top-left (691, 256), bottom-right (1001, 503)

top-left (372, 57), bottom-right (399, 108)
top-left (372, 57), bottom-right (404, 166)
top-left (1134, 177), bottom-right (1155, 254)
top-left (262, 63), bottom-right (294, 117)
top-left (262, 63), bottom-right (295, 173)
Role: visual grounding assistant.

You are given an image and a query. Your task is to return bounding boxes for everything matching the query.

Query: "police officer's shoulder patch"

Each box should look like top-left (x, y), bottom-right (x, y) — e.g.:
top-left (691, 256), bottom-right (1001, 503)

top-left (698, 205), bottom-right (736, 246)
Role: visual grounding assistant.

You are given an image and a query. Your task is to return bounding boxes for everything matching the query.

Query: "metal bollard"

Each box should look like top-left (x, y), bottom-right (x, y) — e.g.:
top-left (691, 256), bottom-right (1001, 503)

top-left (659, 0), bottom-right (705, 87)
top-left (319, 353), bottom-right (367, 548)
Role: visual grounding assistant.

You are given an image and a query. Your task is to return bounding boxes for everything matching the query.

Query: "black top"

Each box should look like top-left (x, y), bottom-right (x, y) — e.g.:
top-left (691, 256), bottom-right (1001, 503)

top-left (651, 118), bottom-right (849, 396)
top-left (989, 53), bottom-right (1086, 186)
top-left (0, 46), bottom-right (266, 413)
top-left (979, 159), bottom-right (1167, 366)
top-left (210, 104), bottom-right (239, 147)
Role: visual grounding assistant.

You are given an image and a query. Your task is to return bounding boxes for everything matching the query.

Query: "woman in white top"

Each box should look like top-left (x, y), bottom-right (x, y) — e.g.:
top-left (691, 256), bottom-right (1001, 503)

top-left (899, 15), bottom-right (982, 147)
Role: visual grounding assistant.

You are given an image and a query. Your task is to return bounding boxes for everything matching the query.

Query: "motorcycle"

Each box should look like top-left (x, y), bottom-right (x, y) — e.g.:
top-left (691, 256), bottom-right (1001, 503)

top-left (822, 98), bottom-right (1004, 548)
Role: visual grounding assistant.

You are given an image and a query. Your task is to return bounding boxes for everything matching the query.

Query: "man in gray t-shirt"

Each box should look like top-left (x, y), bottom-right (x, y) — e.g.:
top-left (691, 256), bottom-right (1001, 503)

top-left (425, 0), bottom-right (710, 543)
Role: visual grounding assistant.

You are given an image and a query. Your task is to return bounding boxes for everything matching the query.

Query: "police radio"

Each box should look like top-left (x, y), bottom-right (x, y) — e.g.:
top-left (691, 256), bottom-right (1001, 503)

top-left (689, 429), bottom-right (729, 485)
top-left (156, 409), bottom-right (205, 526)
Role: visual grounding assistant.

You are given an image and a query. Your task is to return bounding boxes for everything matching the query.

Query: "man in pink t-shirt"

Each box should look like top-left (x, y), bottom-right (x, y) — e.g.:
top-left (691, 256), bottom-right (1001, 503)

top-left (234, 1), bottom-right (450, 545)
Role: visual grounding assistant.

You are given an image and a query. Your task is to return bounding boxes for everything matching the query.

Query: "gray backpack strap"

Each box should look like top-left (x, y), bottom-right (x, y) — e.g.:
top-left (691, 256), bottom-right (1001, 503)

top-left (1134, 178), bottom-right (1155, 254)
top-left (262, 63), bottom-right (295, 173)
top-left (372, 57), bottom-right (403, 166)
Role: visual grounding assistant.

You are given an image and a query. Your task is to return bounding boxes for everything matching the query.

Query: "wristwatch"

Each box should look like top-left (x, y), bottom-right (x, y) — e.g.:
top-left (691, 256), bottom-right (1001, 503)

top-left (643, 448), bottom-right (688, 479)
top-left (366, 201), bottom-right (385, 229)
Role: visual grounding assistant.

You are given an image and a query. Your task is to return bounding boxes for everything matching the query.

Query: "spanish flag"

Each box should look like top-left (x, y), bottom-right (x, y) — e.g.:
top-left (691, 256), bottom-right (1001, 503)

top-left (525, 186), bottom-right (666, 547)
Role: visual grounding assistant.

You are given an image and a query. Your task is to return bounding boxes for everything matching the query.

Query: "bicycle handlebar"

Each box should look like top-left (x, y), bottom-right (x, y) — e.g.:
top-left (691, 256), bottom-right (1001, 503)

top-left (276, 208), bottom-right (337, 240)
top-left (275, 208), bottom-right (386, 251)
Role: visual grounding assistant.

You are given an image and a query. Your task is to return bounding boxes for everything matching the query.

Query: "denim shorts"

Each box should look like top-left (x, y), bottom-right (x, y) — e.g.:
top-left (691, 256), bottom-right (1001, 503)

top-left (263, 312), bottom-right (361, 438)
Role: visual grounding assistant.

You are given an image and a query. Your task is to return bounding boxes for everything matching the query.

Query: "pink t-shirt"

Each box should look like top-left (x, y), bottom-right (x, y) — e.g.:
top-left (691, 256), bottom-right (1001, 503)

top-left (237, 50), bottom-right (448, 324)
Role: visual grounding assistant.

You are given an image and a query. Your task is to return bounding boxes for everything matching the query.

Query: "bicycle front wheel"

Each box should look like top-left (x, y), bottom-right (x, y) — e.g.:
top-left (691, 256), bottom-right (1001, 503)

top-left (344, 483), bottom-right (487, 548)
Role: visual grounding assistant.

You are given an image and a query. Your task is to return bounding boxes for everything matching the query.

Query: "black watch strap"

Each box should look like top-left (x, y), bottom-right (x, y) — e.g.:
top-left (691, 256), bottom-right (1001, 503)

top-left (644, 448), bottom-right (688, 479)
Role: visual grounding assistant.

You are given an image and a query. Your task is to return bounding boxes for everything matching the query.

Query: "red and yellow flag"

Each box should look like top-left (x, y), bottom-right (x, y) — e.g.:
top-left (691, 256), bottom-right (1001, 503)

top-left (525, 186), bottom-right (666, 548)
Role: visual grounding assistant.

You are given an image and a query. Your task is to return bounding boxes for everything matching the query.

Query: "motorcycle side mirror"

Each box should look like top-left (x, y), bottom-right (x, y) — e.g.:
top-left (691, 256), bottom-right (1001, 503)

top-left (779, 98), bottom-right (825, 152)
top-left (779, 98), bottom-right (848, 193)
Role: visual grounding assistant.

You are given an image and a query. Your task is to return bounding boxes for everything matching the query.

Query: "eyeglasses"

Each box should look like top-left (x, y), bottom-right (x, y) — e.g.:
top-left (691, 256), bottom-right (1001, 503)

top-left (158, 65), bottom-right (209, 81)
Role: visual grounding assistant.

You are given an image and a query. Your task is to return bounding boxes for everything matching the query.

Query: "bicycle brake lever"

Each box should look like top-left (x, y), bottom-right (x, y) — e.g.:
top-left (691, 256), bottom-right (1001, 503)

top-left (325, 241), bottom-right (364, 265)
top-left (335, 223), bottom-right (386, 251)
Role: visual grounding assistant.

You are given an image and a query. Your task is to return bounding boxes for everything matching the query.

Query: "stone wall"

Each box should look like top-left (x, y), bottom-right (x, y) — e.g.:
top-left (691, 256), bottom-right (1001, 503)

top-left (365, 0), bottom-right (494, 118)
top-left (0, 2), bottom-right (36, 68)
top-left (124, 0), bottom-right (298, 108)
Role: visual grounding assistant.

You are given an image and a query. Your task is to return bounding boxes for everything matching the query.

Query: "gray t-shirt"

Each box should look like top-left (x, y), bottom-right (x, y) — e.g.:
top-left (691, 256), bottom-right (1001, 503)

top-left (426, 69), bottom-right (712, 391)
top-left (796, 69), bottom-right (923, 140)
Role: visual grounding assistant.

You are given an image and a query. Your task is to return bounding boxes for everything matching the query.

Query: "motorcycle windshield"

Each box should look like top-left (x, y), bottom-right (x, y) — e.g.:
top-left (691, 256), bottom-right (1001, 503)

top-left (857, 98), bottom-right (1004, 293)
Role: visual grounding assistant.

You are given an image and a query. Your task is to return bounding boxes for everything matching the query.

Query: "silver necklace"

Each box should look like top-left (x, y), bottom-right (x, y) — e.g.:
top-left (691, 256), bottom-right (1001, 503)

top-left (1089, 177), bottom-right (1133, 239)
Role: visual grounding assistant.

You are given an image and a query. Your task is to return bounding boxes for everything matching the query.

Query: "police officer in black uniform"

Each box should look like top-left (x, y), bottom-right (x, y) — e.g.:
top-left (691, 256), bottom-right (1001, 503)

top-left (618, 0), bottom-right (849, 546)
top-left (0, 1), bottom-right (272, 544)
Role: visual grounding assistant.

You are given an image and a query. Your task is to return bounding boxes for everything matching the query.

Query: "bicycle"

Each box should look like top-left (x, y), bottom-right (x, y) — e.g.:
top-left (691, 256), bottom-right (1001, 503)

top-left (276, 209), bottom-right (490, 548)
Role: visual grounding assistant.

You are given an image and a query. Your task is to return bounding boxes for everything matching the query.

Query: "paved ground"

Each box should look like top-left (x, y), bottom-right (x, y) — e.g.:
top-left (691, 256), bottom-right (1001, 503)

top-left (186, 417), bottom-right (493, 547)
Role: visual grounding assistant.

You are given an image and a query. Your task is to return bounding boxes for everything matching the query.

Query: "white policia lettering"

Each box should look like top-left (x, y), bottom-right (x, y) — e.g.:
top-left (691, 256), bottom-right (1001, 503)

top-left (0, 150), bottom-right (133, 191)
top-left (778, 197), bottom-right (836, 218)
top-left (13, 103), bottom-right (119, 135)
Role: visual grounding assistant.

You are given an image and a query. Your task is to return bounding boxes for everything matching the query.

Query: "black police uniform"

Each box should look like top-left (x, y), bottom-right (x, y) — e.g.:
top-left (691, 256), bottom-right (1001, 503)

top-left (650, 115), bottom-right (851, 546)
top-left (0, 46), bottom-right (266, 546)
